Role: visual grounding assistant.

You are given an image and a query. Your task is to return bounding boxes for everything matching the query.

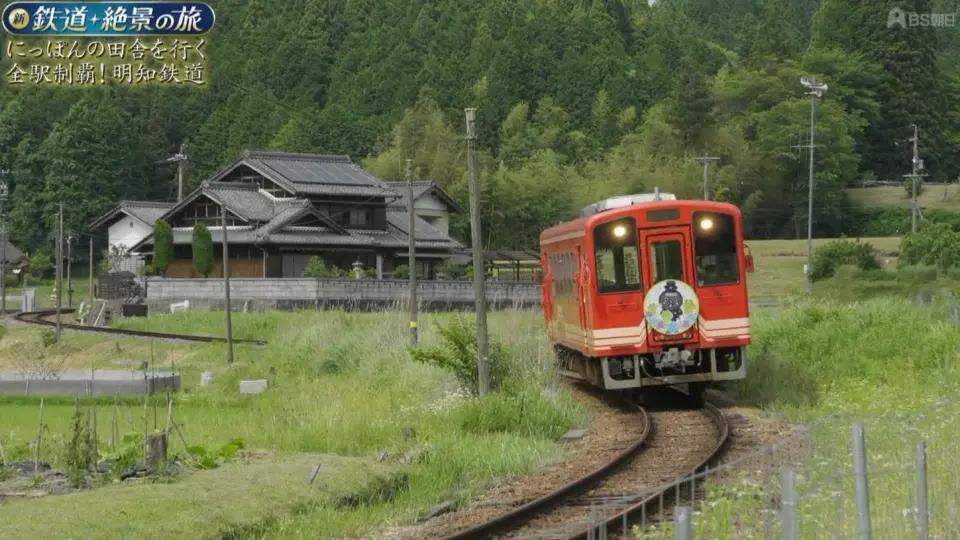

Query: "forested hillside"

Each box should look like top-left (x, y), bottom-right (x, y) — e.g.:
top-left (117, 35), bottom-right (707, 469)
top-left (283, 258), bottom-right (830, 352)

top-left (2, 0), bottom-right (960, 257)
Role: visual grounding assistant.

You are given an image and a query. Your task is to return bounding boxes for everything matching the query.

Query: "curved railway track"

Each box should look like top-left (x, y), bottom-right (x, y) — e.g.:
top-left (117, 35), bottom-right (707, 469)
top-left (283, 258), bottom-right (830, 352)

top-left (440, 388), bottom-right (728, 540)
top-left (13, 309), bottom-right (268, 346)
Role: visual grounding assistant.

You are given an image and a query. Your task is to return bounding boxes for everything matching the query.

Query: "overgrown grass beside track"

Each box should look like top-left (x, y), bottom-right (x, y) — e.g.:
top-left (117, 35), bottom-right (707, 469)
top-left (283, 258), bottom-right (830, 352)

top-left (637, 296), bottom-right (960, 538)
top-left (0, 310), bottom-right (586, 538)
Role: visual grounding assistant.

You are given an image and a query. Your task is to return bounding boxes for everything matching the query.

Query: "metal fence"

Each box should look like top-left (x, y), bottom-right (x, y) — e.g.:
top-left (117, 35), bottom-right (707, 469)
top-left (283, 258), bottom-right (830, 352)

top-left (542, 395), bottom-right (960, 540)
top-left (529, 289), bottom-right (960, 540)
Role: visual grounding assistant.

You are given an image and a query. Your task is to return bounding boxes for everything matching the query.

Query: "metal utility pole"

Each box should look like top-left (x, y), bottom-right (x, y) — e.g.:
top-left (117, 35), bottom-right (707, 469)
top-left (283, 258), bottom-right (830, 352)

top-left (221, 205), bottom-right (234, 364)
top-left (406, 159), bottom-right (418, 347)
top-left (694, 156), bottom-right (720, 200)
top-left (66, 235), bottom-right (73, 308)
top-left (465, 108), bottom-right (490, 397)
top-left (165, 144), bottom-right (187, 203)
top-left (0, 174), bottom-right (8, 316)
top-left (800, 76), bottom-right (827, 294)
top-left (55, 204), bottom-right (63, 342)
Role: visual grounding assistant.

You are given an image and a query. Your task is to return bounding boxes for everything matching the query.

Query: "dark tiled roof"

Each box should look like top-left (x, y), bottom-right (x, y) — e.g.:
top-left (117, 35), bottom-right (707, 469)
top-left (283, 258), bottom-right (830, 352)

top-left (204, 183), bottom-right (278, 222)
top-left (1, 240), bottom-right (23, 263)
top-left (128, 179), bottom-right (461, 253)
top-left (88, 200), bottom-right (176, 230)
top-left (385, 180), bottom-right (464, 212)
top-left (236, 151), bottom-right (396, 198)
top-left (386, 208), bottom-right (461, 246)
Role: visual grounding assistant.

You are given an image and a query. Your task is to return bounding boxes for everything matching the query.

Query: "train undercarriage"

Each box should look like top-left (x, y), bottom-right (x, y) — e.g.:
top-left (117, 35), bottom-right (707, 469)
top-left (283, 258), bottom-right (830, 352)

top-left (556, 344), bottom-right (747, 404)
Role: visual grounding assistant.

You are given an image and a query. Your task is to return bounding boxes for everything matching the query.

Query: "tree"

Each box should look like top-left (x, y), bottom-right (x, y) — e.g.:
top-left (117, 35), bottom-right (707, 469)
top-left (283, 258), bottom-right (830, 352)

top-left (153, 219), bottom-right (173, 276)
top-left (28, 252), bottom-right (52, 279)
top-left (192, 224), bottom-right (214, 278)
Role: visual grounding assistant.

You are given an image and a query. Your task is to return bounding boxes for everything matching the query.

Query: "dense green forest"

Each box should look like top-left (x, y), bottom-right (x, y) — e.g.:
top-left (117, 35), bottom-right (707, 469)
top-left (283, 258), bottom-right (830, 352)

top-left (2, 0), bottom-right (960, 259)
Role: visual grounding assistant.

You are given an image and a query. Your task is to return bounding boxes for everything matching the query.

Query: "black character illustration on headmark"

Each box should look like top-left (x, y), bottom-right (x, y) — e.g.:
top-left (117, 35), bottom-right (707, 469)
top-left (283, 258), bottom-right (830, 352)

top-left (658, 281), bottom-right (684, 321)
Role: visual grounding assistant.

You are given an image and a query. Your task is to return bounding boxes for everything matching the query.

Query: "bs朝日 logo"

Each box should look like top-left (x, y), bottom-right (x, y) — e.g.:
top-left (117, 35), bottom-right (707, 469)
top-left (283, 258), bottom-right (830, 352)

top-left (643, 280), bottom-right (699, 336)
top-left (888, 7), bottom-right (907, 28)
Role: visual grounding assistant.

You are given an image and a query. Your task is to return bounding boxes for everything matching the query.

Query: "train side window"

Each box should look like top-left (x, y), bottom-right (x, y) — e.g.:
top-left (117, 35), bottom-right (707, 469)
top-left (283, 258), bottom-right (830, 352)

top-left (693, 211), bottom-right (740, 286)
top-left (650, 240), bottom-right (685, 283)
top-left (593, 217), bottom-right (641, 294)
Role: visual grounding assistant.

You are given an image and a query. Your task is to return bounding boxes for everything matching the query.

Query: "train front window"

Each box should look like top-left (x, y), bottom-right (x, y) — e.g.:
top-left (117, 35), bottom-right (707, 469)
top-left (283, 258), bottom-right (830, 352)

top-left (594, 217), bottom-right (641, 294)
top-left (650, 240), bottom-right (684, 282)
top-left (693, 211), bottom-right (740, 286)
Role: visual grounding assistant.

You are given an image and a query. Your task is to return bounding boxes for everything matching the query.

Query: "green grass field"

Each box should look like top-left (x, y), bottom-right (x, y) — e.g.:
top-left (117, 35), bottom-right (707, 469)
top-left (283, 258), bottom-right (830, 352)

top-left (744, 236), bottom-right (901, 297)
top-left (847, 184), bottom-right (960, 210)
top-left (7, 234), bottom-right (960, 538)
top-left (0, 311), bottom-right (586, 538)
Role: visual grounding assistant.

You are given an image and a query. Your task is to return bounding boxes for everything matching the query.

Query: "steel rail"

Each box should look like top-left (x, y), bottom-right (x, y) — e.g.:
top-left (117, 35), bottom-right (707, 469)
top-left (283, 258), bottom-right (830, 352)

top-left (441, 401), bottom-right (652, 540)
top-left (14, 309), bottom-right (268, 346)
top-left (564, 398), bottom-right (730, 540)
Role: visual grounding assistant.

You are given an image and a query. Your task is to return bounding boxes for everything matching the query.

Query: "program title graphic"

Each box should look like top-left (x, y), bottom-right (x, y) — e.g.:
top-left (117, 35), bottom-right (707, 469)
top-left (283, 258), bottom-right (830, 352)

top-left (3, 2), bottom-right (215, 86)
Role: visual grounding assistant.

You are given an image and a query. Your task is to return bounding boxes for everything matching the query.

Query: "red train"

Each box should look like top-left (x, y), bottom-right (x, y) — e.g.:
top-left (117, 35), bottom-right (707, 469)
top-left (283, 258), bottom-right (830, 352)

top-left (539, 191), bottom-right (753, 403)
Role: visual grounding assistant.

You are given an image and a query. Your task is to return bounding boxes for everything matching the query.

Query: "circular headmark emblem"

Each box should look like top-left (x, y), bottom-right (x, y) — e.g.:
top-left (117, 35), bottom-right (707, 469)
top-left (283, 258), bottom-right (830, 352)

top-left (643, 280), bottom-right (700, 336)
top-left (7, 8), bottom-right (30, 30)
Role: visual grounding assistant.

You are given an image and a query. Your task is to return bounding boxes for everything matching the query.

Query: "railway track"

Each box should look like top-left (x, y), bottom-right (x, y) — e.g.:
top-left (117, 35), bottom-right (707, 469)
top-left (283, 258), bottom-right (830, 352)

top-left (13, 309), bottom-right (268, 346)
top-left (440, 388), bottom-right (728, 540)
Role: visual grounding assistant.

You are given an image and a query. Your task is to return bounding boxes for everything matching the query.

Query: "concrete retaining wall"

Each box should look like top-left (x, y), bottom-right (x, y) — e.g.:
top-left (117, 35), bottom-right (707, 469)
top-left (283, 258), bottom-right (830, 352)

top-left (0, 372), bottom-right (181, 397)
top-left (144, 278), bottom-right (543, 312)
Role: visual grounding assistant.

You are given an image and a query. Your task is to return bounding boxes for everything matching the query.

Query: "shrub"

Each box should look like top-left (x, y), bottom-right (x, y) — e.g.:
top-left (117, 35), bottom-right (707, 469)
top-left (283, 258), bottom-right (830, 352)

top-left (948, 266), bottom-right (960, 281)
top-left (436, 259), bottom-right (467, 280)
top-left (899, 223), bottom-right (960, 271)
top-left (810, 238), bottom-right (880, 282)
top-left (451, 382), bottom-right (579, 439)
top-left (302, 256), bottom-right (347, 278)
top-left (904, 178), bottom-right (924, 198)
top-left (857, 268), bottom-right (896, 281)
top-left (153, 219), bottom-right (173, 276)
top-left (40, 328), bottom-right (56, 347)
top-left (409, 315), bottom-right (511, 396)
top-left (4, 274), bottom-right (18, 288)
top-left (191, 224), bottom-right (214, 277)
top-left (897, 265), bottom-right (939, 284)
top-left (392, 264), bottom-right (410, 279)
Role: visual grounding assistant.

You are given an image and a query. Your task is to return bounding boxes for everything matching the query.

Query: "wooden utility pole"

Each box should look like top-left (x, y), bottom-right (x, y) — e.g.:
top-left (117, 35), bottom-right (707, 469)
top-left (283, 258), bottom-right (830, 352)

top-left (55, 204), bottom-right (63, 342)
top-left (406, 159), bottom-right (418, 347)
top-left (465, 108), bottom-right (490, 397)
top-left (694, 156), bottom-right (720, 200)
top-left (221, 205), bottom-right (234, 364)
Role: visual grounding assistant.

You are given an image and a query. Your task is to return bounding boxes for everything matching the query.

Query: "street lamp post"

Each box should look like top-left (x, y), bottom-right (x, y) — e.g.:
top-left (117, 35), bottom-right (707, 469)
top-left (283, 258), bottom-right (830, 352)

top-left (800, 76), bottom-right (827, 293)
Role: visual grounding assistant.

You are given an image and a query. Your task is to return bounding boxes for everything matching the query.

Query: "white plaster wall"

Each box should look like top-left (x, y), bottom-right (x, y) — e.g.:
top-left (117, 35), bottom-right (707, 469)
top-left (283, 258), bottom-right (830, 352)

top-left (414, 194), bottom-right (450, 234)
top-left (108, 216), bottom-right (152, 253)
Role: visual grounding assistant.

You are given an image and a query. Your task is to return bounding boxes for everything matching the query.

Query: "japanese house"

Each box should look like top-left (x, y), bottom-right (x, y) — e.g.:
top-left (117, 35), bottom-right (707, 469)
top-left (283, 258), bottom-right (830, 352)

top-left (96, 151), bottom-right (463, 278)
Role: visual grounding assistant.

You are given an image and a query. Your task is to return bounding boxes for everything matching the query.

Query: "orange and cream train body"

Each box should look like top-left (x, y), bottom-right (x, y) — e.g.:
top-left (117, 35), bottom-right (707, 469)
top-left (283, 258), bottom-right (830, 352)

top-left (539, 192), bottom-right (754, 401)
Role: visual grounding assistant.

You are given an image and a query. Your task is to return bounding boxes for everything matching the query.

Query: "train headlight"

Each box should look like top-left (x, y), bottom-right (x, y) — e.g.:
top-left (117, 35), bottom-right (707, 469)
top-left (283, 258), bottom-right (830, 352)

top-left (699, 218), bottom-right (713, 231)
top-left (613, 225), bottom-right (626, 238)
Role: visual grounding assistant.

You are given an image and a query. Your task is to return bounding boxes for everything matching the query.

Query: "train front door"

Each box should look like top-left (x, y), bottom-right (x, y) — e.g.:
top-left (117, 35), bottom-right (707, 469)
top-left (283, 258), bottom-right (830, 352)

top-left (640, 227), bottom-right (700, 348)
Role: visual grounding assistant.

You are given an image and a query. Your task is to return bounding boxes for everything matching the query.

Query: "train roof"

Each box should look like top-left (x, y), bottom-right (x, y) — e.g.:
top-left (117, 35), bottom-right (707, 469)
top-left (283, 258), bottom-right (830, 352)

top-left (539, 198), bottom-right (742, 244)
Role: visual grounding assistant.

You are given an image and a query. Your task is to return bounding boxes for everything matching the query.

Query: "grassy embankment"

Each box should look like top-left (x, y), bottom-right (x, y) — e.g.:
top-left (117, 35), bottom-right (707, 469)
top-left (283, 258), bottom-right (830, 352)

top-left (637, 295), bottom-right (960, 538)
top-left (0, 310), bottom-right (586, 539)
top-left (847, 184), bottom-right (960, 210)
